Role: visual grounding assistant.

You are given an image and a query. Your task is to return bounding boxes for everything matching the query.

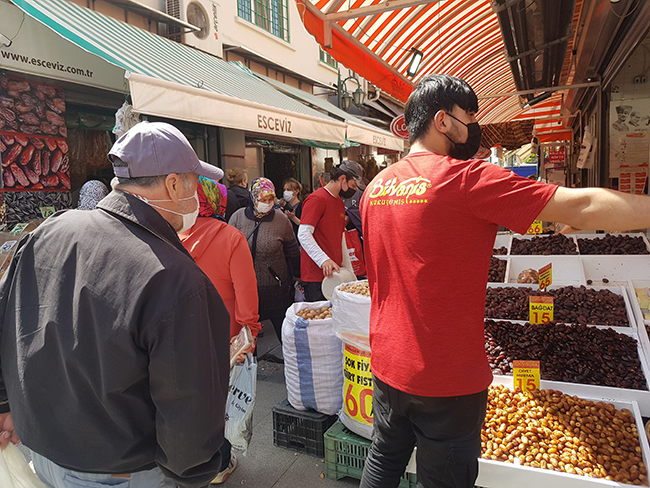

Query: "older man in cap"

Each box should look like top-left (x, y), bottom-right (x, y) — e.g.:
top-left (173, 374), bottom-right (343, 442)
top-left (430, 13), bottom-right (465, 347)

top-left (0, 121), bottom-right (231, 488)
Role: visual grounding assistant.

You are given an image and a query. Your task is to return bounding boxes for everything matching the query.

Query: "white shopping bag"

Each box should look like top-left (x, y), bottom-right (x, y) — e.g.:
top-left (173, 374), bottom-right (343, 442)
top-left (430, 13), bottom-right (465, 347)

top-left (0, 444), bottom-right (48, 488)
top-left (224, 353), bottom-right (257, 454)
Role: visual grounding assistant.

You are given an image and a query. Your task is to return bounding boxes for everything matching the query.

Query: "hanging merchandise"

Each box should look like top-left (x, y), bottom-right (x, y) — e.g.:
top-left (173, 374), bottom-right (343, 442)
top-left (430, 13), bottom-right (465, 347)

top-left (0, 75), bottom-right (70, 191)
top-left (577, 129), bottom-right (594, 170)
top-left (112, 101), bottom-right (140, 138)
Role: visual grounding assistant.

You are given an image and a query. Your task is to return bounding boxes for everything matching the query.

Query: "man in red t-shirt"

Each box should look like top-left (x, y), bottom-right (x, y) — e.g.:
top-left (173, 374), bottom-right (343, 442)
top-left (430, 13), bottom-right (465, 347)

top-left (298, 163), bottom-right (357, 302)
top-left (360, 74), bottom-right (650, 488)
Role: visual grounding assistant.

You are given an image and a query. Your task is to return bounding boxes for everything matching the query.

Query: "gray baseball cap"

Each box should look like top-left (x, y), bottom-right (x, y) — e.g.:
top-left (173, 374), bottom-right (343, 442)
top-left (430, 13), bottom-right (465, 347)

top-left (109, 121), bottom-right (224, 181)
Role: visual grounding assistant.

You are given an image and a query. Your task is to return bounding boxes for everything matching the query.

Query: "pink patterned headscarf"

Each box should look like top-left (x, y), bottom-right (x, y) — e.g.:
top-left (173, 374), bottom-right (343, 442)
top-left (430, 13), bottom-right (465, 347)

top-left (250, 177), bottom-right (276, 218)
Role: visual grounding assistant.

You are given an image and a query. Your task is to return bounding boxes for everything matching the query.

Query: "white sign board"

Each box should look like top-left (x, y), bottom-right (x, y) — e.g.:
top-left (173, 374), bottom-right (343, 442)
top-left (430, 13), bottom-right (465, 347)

top-left (0, 2), bottom-right (125, 93)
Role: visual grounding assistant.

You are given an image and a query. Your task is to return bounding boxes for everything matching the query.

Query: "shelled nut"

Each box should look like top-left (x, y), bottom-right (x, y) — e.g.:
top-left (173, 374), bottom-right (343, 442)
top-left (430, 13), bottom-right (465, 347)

top-left (483, 385), bottom-right (648, 485)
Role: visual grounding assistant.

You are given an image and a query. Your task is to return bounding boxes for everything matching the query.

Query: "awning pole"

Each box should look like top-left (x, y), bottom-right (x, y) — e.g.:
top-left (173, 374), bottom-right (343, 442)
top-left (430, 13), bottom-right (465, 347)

top-left (479, 82), bottom-right (601, 100)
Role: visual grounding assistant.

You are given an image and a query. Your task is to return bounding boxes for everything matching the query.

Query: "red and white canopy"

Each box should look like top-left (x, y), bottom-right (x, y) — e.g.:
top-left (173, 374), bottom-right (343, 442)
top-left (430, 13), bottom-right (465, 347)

top-left (296, 0), bottom-right (584, 143)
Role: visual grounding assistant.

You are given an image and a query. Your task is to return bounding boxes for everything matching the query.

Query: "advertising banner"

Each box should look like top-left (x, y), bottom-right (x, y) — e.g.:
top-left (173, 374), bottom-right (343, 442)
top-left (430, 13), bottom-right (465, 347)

top-left (0, 75), bottom-right (70, 191)
top-left (609, 98), bottom-right (650, 179)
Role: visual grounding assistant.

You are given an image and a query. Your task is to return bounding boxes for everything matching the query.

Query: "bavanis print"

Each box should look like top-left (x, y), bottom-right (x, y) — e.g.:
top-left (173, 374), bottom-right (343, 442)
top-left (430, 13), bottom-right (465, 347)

top-left (368, 176), bottom-right (432, 200)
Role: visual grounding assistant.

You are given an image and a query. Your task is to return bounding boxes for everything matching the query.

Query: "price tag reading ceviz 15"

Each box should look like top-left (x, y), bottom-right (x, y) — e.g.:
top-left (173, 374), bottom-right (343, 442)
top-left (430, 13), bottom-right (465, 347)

top-left (529, 296), bottom-right (553, 324)
top-left (513, 360), bottom-right (540, 392)
top-left (526, 219), bottom-right (542, 234)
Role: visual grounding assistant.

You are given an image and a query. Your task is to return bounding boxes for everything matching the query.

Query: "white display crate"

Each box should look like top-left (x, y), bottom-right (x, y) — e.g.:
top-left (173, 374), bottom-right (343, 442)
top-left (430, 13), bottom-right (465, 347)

top-left (476, 376), bottom-right (650, 488)
top-left (575, 233), bottom-right (650, 255)
top-left (484, 318), bottom-right (650, 416)
top-left (581, 256), bottom-right (650, 288)
top-left (486, 283), bottom-right (636, 330)
top-left (506, 255), bottom-right (585, 286)
top-left (510, 233), bottom-right (579, 255)
top-left (494, 234), bottom-right (512, 254)
top-left (627, 280), bottom-right (650, 366)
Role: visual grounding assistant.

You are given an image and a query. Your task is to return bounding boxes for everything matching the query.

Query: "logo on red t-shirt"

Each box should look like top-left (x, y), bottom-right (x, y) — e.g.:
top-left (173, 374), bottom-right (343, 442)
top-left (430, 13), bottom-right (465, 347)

top-left (367, 176), bottom-right (432, 205)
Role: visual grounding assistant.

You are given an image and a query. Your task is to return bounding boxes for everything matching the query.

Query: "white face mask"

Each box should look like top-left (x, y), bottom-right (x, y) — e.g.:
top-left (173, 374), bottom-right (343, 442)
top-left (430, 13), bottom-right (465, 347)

top-left (283, 190), bottom-right (295, 202)
top-left (256, 201), bottom-right (274, 214)
top-left (137, 191), bottom-right (199, 234)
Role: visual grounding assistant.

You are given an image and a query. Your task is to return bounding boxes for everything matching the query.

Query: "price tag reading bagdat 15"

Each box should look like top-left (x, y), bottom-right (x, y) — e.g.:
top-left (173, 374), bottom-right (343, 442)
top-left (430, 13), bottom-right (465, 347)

top-left (526, 219), bottom-right (542, 234)
top-left (529, 296), bottom-right (553, 324)
top-left (513, 360), bottom-right (540, 392)
top-left (538, 263), bottom-right (552, 291)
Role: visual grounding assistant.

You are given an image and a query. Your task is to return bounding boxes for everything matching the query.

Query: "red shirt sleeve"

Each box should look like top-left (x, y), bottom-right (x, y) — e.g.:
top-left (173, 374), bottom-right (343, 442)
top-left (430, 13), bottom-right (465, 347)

top-left (300, 191), bottom-right (326, 228)
top-left (464, 161), bottom-right (558, 234)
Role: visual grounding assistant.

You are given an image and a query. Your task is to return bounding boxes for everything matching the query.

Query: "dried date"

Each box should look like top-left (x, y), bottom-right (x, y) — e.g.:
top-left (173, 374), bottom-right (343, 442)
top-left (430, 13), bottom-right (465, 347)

top-left (488, 257), bottom-right (507, 282)
top-left (493, 246), bottom-right (508, 255)
top-left (577, 234), bottom-right (649, 255)
top-left (18, 145), bottom-right (34, 166)
top-left (485, 285), bottom-right (629, 326)
top-left (3, 144), bottom-right (22, 166)
top-left (485, 320), bottom-right (647, 389)
top-left (511, 234), bottom-right (578, 255)
top-left (10, 164), bottom-right (29, 187)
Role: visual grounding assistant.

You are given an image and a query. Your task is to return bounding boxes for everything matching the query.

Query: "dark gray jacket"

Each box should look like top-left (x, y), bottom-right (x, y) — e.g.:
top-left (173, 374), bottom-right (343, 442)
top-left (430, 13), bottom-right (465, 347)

top-left (0, 191), bottom-right (230, 488)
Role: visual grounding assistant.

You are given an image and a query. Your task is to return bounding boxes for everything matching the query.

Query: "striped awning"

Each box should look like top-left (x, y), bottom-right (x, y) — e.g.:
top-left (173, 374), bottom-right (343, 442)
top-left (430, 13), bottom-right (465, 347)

top-left (296, 0), bottom-right (583, 140)
top-left (12, 0), bottom-right (348, 144)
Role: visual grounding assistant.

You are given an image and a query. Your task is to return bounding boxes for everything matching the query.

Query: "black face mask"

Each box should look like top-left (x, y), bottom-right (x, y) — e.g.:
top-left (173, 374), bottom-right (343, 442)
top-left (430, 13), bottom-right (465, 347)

top-left (339, 181), bottom-right (357, 199)
top-left (443, 112), bottom-right (482, 160)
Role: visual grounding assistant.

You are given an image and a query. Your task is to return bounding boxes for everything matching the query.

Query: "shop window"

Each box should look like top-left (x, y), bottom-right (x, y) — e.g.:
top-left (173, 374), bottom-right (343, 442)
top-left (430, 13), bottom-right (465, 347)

top-left (319, 47), bottom-right (338, 69)
top-left (237, 0), bottom-right (289, 43)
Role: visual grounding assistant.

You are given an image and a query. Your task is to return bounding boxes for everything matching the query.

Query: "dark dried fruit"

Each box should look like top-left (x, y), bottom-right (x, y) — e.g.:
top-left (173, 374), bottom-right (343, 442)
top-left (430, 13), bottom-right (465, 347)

top-left (10, 163), bottom-right (29, 186)
top-left (485, 285), bottom-right (629, 326)
top-left (577, 234), bottom-right (649, 255)
top-left (488, 257), bottom-right (507, 282)
top-left (18, 145), bottom-right (34, 166)
top-left (485, 320), bottom-right (646, 390)
top-left (511, 234), bottom-right (578, 255)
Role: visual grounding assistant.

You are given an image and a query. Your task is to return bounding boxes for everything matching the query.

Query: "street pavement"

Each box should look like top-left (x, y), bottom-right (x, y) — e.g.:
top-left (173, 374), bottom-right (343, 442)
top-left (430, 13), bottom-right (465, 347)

top-left (223, 319), bottom-right (359, 487)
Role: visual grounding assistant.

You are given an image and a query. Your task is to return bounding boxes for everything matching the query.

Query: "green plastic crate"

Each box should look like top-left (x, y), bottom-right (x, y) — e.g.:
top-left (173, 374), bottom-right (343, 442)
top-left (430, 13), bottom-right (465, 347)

top-left (324, 421), bottom-right (417, 488)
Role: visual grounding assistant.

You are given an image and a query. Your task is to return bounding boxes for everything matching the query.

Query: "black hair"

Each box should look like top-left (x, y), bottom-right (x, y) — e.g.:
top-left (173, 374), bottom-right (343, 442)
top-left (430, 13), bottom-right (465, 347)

top-left (330, 164), bottom-right (355, 182)
top-left (405, 74), bottom-right (479, 144)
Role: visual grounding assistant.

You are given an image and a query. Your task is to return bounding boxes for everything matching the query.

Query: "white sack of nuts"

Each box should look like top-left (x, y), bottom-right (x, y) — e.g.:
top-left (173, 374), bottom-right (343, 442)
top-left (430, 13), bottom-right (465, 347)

top-left (282, 301), bottom-right (343, 415)
top-left (332, 280), bottom-right (371, 352)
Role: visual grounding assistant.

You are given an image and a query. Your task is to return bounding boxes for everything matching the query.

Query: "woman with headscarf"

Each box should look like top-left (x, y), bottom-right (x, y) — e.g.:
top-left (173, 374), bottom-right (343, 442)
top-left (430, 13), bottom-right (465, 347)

top-left (229, 177), bottom-right (300, 346)
top-left (77, 180), bottom-right (110, 210)
top-left (179, 175), bottom-right (261, 484)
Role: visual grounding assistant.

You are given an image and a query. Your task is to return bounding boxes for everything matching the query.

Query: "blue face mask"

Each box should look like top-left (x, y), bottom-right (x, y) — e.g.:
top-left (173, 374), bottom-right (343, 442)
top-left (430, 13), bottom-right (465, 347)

top-left (443, 112), bottom-right (482, 160)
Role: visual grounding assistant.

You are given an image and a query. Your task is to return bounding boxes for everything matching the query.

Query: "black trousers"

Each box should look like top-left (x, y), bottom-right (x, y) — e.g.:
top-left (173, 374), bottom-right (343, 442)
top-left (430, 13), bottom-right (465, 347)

top-left (303, 281), bottom-right (326, 302)
top-left (360, 375), bottom-right (487, 488)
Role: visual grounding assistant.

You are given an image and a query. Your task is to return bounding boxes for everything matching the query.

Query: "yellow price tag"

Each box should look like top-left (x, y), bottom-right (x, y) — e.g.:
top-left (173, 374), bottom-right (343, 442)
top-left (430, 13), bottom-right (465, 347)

top-left (526, 220), bottom-right (542, 234)
top-left (538, 263), bottom-right (552, 291)
top-left (343, 344), bottom-right (373, 426)
top-left (529, 296), bottom-right (553, 324)
top-left (513, 360), bottom-right (540, 392)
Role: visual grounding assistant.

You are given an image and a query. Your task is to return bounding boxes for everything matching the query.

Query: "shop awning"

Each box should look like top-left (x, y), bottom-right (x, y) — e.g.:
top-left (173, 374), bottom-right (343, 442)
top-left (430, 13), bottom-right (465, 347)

top-left (296, 0), bottom-right (583, 139)
top-left (11, 0), bottom-right (347, 144)
top-left (260, 76), bottom-right (404, 152)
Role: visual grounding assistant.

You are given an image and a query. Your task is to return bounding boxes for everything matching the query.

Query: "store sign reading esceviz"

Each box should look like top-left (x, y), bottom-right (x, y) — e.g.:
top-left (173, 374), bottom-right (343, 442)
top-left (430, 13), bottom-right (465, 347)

top-left (257, 114), bottom-right (293, 134)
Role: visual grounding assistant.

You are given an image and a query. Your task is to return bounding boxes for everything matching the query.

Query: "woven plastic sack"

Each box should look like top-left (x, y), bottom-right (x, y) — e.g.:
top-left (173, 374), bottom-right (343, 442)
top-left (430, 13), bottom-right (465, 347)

top-left (0, 444), bottom-right (48, 488)
top-left (225, 353), bottom-right (257, 454)
top-left (331, 281), bottom-right (371, 351)
top-left (282, 301), bottom-right (343, 415)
